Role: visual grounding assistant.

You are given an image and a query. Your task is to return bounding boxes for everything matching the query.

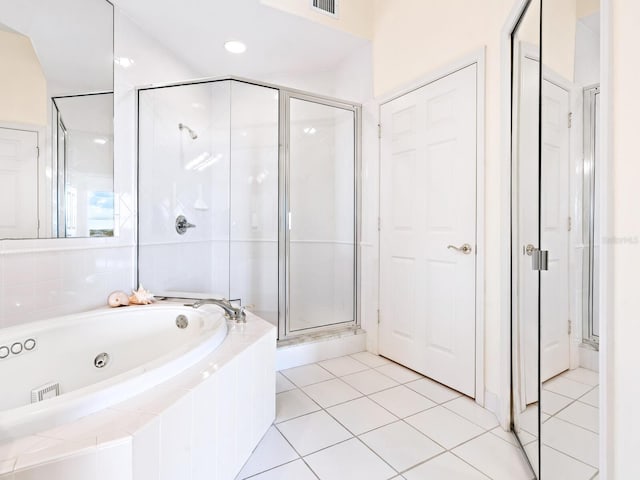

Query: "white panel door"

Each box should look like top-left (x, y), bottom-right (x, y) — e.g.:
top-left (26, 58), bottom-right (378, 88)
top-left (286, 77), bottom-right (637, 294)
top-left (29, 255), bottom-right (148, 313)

top-left (0, 128), bottom-right (38, 239)
top-left (517, 56), bottom-right (541, 406)
top-left (379, 65), bottom-right (477, 397)
top-left (540, 79), bottom-right (571, 382)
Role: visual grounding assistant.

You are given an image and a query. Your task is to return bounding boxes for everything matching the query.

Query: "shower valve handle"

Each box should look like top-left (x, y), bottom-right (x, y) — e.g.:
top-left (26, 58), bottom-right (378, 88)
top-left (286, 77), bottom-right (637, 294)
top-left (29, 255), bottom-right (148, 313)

top-left (175, 215), bottom-right (196, 235)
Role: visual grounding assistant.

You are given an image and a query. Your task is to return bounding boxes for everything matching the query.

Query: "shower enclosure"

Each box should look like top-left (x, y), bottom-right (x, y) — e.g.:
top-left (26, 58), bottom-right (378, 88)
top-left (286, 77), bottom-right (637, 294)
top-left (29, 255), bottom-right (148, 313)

top-left (137, 78), bottom-right (360, 340)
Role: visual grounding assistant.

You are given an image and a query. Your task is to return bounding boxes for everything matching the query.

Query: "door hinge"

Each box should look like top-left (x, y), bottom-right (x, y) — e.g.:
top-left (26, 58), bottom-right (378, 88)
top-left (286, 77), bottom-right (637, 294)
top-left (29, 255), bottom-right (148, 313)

top-left (568, 112), bottom-right (572, 128)
top-left (568, 319), bottom-right (572, 335)
top-left (568, 216), bottom-right (572, 232)
top-left (378, 124), bottom-right (382, 139)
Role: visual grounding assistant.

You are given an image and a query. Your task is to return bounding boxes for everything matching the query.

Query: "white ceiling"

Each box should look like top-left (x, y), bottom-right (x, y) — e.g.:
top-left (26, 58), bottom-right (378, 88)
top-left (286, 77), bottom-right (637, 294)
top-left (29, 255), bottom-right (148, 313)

top-left (112, 0), bottom-right (370, 81)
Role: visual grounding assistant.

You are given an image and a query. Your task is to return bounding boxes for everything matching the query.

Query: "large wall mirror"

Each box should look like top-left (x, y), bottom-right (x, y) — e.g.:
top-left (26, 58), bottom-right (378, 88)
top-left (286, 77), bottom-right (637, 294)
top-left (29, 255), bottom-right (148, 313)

top-left (0, 0), bottom-right (114, 239)
top-left (512, 0), bottom-right (601, 478)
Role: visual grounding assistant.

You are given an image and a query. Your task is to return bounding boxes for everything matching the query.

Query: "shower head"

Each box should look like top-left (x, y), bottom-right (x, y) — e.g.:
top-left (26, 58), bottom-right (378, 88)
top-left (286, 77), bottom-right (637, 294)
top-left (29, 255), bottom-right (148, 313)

top-left (179, 123), bottom-right (198, 140)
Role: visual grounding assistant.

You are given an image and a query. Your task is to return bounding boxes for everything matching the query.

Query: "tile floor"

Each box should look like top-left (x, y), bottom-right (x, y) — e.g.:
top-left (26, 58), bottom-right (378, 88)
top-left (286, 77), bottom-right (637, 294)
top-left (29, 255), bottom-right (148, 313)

top-left (517, 368), bottom-right (600, 480)
top-left (237, 352), bottom-right (535, 480)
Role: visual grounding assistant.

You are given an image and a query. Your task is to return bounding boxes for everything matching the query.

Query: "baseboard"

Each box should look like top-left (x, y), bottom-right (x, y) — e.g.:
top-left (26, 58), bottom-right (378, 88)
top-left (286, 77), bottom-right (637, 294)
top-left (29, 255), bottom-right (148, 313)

top-left (276, 329), bottom-right (367, 370)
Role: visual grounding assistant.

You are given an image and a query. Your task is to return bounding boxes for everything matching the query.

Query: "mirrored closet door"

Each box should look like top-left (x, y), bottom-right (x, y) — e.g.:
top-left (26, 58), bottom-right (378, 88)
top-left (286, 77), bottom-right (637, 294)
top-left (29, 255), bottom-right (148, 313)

top-left (511, 0), bottom-right (602, 478)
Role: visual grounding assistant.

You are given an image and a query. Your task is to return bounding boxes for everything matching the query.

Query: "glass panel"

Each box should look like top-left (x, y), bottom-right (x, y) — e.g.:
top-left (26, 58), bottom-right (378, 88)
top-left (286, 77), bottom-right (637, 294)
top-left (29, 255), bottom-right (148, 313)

top-left (511, 0), bottom-right (541, 476)
top-left (138, 81), bottom-right (232, 297)
top-left (138, 79), bottom-right (280, 321)
top-left (229, 82), bottom-right (279, 326)
top-left (540, 0), bottom-right (601, 478)
top-left (288, 98), bottom-right (355, 332)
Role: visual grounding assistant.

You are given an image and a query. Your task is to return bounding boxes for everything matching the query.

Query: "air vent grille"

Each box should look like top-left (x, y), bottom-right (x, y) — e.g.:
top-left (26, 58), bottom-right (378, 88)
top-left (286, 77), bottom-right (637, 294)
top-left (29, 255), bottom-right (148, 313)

top-left (312, 0), bottom-right (338, 16)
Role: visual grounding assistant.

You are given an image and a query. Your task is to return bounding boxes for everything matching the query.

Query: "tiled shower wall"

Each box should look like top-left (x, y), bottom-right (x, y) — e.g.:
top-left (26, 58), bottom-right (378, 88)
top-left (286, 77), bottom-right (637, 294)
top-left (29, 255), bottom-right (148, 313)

top-left (0, 11), bottom-right (198, 329)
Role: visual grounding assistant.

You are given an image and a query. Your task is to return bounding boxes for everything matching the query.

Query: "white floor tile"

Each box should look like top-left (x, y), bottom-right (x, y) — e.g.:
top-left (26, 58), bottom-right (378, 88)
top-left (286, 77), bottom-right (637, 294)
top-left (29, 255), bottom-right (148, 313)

top-left (359, 421), bottom-right (443, 471)
top-left (319, 356), bottom-right (369, 377)
top-left (327, 397), bottom-right (398, 435)
top-left (490, 427), bottom-right (535, 446)
top-left (369, 385), bottom-right (436, 418)
top-left (281, 364), bottom-right (335, 387)
top-left (276, 372), bottom-right (297, 394)
top-left (405, 406), bottom-right (484, 449)
top-left (276, 389), bottom-right (321, 423)
top-left (579, 387), bottom-right (599, 408)
top-left (453, 432), bottom-right (534, 480)
top-left (375, 363), bottom-right (423, 383)
top-left (543, 376), bottom-right (593, 399)
top-left (442, 397), bottom-right (499, 430)
top-left (405, 378), bottom-right (461, 404)
top-left (350, 352), bottom-right (391, 368)
top-left (237, 426), bottom-right (299, 479)
top-left (560, 368), bottom-right (600, 387)
top-left (542, 418), bottom-right (599, 468)
top-left (555, 401), bottom-right (599, 433)
top-left (245, 459), bottom-right (317, 480)
top-left (524, 443), bottom-right (597, 480)
top-left (404, 452), bottom-right (490, 480)
top-left (302, 378), bottom-right (363, 408)
top-left (304, 438), bottom-right (396, 480)
top-left (277, 411), bottom-right (352, 456)
top-left (542, 390), bottom-right (574, 416)
top-left (341, 369), bottom-right (399, 395)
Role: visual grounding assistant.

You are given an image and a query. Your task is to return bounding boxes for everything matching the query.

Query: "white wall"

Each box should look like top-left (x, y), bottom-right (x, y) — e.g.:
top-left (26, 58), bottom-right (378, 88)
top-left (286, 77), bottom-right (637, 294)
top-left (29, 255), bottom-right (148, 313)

top-left (260, 0), bottom-right (373, 39)
top-left (608, 0), bottom-right (640, 477)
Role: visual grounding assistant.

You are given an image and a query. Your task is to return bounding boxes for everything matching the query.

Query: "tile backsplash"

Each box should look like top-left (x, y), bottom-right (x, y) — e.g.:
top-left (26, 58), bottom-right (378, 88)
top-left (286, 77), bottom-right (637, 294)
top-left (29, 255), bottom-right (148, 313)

top-left (0, 246), bottom-right (134, 329)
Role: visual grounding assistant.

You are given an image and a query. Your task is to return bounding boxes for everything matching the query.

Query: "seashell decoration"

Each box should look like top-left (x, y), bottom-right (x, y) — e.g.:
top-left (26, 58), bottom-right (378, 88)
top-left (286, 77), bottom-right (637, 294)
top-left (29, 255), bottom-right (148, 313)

top-left (108, 291), bottom-right (130, 308)
top-left (129, 285), bottom-right (155, 305)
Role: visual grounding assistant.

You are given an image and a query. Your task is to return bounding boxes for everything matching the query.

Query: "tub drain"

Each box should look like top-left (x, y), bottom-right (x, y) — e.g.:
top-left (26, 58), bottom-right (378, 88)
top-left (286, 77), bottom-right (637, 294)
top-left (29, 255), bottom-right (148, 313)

top-left (94, 352), bottom-right (110, 368)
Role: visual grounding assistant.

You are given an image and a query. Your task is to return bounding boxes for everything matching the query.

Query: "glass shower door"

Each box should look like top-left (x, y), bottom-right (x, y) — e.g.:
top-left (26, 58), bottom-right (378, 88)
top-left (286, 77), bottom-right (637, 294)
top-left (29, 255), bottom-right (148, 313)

top-left (285, 95), bottom-right (357, 334)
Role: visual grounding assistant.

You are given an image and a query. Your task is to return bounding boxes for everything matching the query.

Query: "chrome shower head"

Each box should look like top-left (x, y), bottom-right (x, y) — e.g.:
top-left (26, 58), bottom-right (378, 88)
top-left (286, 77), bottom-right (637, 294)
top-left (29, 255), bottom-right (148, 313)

top-left (178, 123), bottom-right (198, 140)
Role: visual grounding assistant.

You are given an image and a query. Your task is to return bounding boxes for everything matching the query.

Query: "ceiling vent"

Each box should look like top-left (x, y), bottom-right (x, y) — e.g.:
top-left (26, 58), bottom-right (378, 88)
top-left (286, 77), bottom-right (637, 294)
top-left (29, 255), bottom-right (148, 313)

top-left (311, 0), bottom-right (338, 17)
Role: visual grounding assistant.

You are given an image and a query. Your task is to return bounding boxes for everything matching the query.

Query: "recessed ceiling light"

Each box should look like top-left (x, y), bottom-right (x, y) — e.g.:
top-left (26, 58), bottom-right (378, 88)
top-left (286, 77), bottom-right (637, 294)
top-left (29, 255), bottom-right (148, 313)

top-left (224, 40), bottom-right (247, 54)
top-left (115, 57), bottom-right (135, 68)
top-left (94, 138), bottom-right (107, 145)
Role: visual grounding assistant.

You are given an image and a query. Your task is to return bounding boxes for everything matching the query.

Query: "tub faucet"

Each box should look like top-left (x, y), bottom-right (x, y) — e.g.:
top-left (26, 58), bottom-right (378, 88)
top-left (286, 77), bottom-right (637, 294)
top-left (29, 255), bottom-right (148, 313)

top-left (190, 298), bottom-right (246, 323)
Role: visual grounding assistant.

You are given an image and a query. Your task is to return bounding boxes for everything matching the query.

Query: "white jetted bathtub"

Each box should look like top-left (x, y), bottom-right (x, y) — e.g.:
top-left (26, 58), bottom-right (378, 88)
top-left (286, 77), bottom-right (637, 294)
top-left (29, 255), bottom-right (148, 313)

top-left (0, 303), bottom-right (227, 441)
top-left (0, 302), bottom-right (276, 479)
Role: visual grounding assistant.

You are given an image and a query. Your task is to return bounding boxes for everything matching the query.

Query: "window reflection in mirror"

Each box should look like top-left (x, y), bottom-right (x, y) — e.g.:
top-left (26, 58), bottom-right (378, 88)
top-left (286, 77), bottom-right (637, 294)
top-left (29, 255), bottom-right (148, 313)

top-left (0, 0), bottom-right (114, 239)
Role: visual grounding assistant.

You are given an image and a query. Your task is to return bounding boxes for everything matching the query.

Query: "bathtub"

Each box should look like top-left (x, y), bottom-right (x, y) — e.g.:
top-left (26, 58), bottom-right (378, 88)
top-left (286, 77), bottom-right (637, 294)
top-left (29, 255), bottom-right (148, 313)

top-left (0, 303), bottom-right (227, 442)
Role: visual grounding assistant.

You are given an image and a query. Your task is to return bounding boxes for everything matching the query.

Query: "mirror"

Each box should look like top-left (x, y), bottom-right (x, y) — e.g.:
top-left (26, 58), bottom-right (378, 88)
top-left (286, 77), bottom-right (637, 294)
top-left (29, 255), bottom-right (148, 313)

top-left (0, 0), bottom-right (114, 239)
top-left (510, 0), bottom-right (541, 476)
top-left (540, 0), bottom-right (600, 478)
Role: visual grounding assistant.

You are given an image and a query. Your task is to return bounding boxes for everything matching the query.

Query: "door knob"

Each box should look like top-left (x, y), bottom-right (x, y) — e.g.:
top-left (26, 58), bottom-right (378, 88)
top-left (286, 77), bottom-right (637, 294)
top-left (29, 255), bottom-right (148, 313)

top-left (524, 244), bottom-right (537, 256)
top-left (447, 243), bottom-right (473, 255)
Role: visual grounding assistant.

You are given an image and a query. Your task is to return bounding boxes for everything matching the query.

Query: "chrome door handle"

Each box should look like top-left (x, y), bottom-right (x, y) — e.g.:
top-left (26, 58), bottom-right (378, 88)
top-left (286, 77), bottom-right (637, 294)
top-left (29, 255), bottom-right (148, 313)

top-left (447, 243), bottom-right (472, 255)
top-left (524, 244), bottom-right (537, 256)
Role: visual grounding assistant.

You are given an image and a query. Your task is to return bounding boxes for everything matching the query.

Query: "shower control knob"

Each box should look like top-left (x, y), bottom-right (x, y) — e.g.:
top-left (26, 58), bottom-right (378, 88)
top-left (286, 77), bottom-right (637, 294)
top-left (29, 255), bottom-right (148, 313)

top-left (175, 215), bottom-right (196, 235)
